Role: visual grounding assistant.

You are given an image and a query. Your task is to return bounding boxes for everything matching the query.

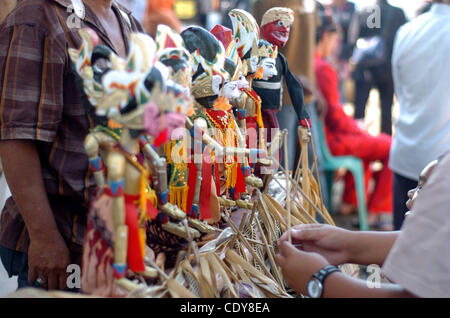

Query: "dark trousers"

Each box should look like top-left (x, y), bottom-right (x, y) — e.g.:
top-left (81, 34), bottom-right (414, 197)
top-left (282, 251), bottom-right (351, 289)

top-left (0, 245), bottom-right (29, 289)
top-left (393, 172), bottom-right (417, 230)
top-left (354, 74), bottom-right (394, 136)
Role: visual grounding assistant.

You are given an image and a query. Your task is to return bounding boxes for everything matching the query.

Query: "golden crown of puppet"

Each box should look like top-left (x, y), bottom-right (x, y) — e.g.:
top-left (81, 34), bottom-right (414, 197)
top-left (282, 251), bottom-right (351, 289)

top-left (190, 73), bottom-right (219, 99)
top-left (261, 7), bottom-right (295, 27)
top-left (148, 81), bottom-right (193, 115)
top-left (107, 77), bottom-right (193, 130)
top-left (252, 39), bottom-right (278, 59)
top-left (171, 67), bottom-right (192, 88)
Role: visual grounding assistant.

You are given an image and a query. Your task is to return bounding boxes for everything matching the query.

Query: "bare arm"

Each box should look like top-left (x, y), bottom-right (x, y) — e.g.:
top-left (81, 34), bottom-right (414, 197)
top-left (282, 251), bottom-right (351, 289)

top-left (0, 140), bottom-right (70, 290)
top-left (276, 240), bottom-right (416, 298)
top-left (323, 271), bottom-right (416, 298)
top-left (0, 140), bottom-right (59, 242)
top-left (347, 231), bottom-right (398, 266)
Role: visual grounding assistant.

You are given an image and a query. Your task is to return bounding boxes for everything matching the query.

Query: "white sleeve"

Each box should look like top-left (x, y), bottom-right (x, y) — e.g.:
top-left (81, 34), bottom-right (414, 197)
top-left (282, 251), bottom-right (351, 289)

top-left (382, 152), bottom-right (450, 298)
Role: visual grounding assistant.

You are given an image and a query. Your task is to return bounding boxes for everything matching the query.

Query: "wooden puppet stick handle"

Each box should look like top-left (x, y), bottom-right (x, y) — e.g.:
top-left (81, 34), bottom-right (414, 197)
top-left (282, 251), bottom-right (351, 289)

top-left (283, 130), bottom-right (292, 244)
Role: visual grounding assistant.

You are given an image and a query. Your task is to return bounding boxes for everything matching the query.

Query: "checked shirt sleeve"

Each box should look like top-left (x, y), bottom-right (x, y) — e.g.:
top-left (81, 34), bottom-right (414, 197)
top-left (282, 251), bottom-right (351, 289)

top-left (0, 22), bottom-right (65, 142)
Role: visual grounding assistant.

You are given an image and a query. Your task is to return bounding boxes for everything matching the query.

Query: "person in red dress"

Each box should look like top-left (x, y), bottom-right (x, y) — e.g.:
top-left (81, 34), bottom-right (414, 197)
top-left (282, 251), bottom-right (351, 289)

top-left (314, 12), bottom-right (393, 230)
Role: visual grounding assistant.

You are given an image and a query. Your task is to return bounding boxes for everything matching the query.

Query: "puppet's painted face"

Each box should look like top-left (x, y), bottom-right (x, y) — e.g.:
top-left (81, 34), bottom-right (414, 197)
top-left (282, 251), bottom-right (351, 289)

top-left (248, 55), bottom-right (261, 74)
top-left (236, 72), bottom-right (249, 90)
top-left (261, 57), bottom-right (277, 80)
top-left (143, 84), bottom-right (191, 146)
top-left (144, 102), bottom-right (187, 146)
top-left (221, 81), bottom-right (241, 100)
top-left (261, 20), bottom-right (291, 48)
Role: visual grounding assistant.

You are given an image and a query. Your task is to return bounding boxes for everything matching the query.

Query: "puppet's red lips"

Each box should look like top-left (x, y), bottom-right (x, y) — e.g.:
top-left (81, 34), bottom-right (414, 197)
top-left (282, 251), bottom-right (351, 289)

top-left (273, 31), bottom-right (288, 42)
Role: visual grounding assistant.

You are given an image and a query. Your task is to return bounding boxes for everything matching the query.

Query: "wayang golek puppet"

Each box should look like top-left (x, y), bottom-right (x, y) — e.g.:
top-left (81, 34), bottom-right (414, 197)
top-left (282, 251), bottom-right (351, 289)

top-left (209, 23), bottom-right (273, 182)
top-left (253, 7), bottom-right (311, 144)
top-left (65, 23), bottom-right (343, 299)
top-left (227, 9), bottom-right (278, 152)
top-left (69, 29), bottom-right (212, 294)
top-left (180, 26), bottom-right (267, 211)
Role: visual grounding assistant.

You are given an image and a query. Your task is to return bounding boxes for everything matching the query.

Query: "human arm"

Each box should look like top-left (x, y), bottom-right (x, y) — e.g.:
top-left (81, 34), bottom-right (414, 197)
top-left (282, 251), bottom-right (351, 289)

top-left (0, 140), bottom-right (70, 290)
top-left (0, 21), bottom-right (70, 289)
top-left (278, 224), bottom-right (398, 266)
top-left (275, 240), bottom-right (416, 298)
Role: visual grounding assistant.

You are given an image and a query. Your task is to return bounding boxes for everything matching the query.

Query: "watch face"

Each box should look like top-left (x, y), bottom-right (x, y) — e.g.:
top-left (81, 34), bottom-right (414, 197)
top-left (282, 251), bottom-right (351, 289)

top-left (307, 278), bottom-right (323, 298)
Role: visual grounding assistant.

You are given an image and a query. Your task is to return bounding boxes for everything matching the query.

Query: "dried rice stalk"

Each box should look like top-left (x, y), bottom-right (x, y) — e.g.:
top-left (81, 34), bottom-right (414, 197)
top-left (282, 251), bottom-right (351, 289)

top-left (205, 253), bottom-right (238, 297)
top-left (223, 214), bottom-right (276, 282)
top-left (198, 256), bottom-right (217, 298)
top-left (260, 194), bottom-right (287, 232)
top-left (254, 215), bottom-right (284, 289)
top-left (284, 130), bottom-right (293, 242)
top-left (225, 250), bottom-right (290, 298)
top-left (183, 270), bottom-right (202, 297)
top-left (166, 278), bottom-right (198, 298)
top-left (188, 217), bottom-right (219, 234)
top-left (162, 221), bottom-right (201, 239)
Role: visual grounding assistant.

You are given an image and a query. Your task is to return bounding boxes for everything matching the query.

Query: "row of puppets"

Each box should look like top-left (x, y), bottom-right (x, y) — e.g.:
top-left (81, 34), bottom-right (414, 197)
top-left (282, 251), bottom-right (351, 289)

top-left (70, 7), bottom-right (336, 297)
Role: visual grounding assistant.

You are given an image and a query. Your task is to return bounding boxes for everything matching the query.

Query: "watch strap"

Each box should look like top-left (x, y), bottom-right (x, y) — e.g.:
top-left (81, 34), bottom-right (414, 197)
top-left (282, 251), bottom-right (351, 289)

top-left (312, 265), bottom-right (341, 297)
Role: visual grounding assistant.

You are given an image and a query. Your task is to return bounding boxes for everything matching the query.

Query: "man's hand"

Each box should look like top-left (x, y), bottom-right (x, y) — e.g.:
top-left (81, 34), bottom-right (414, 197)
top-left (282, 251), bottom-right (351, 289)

top-left (0, 140), bottom-right (71, 290)
top-left (28, 231), bottom-right (71, 290)
top-left (276, 240), bottom-right (415, 298)
top-left (275, 241), bottom-right (330, 295)
top-left (278, 224), bottom-right (355, 266)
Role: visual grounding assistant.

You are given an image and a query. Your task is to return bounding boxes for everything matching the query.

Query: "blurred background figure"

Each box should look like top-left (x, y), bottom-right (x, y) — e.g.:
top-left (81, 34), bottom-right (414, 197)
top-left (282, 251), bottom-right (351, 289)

top-left (330, 0), bottom-right (359, 103)
top-left (389, 0), bottom-right (450, 230)
top-left (219, 0), bottom-right (251, 28)
top-left (143, 0), bottom-right (182, 37)
top-left (116, 0), bottom-right (147, 23)
top-left (197, 0), bottom-right (220, 29)
top-left (351, 0), bottom-right (406, 136)
top-left (314, 10), bottom-right (393, 230)
top-left (417, 0), bottom-right (434, 14)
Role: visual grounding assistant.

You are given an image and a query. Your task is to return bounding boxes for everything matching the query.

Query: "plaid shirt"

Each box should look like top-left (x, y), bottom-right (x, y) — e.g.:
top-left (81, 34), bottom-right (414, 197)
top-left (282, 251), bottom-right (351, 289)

top-left (0, 0), bottom-right (142, 253)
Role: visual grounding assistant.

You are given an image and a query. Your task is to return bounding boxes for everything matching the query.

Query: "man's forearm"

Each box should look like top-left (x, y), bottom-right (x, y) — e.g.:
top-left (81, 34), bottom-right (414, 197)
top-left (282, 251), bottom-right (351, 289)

top-left (323, 271), bottom-right (416, 298)
top-left (0, 140), bottom-right (60, 240)
top-left (348, 231), bottom-right (399, 266)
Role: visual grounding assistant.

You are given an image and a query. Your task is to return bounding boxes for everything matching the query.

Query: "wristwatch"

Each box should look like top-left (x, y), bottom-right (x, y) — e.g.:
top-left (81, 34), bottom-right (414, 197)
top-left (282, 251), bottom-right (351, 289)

top-left (307, 265), bottom-right (341, 298)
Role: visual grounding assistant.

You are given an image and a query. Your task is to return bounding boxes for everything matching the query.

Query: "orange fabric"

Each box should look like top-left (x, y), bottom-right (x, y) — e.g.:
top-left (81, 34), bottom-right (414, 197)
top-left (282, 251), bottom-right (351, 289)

top-left (144, 0), bottom-right (182, 37)
top-left (146, 0), bottom-right (175, 11)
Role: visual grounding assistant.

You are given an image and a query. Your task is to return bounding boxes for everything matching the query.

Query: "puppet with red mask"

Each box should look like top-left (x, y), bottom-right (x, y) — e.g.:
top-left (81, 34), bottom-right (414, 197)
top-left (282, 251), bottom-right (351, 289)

top-left (253, 7), bottom-right (311, 142)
